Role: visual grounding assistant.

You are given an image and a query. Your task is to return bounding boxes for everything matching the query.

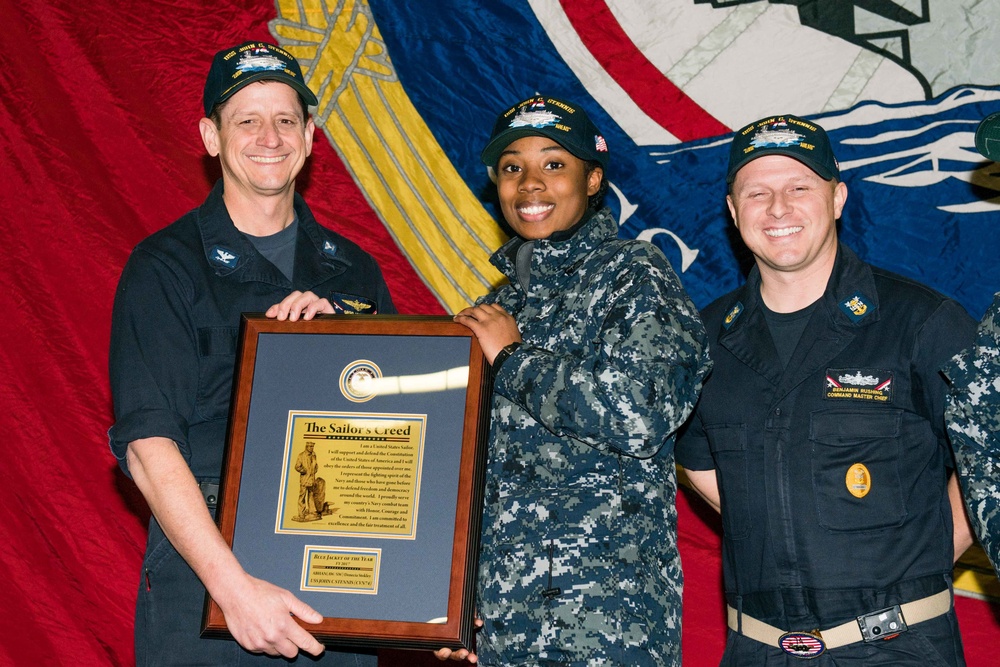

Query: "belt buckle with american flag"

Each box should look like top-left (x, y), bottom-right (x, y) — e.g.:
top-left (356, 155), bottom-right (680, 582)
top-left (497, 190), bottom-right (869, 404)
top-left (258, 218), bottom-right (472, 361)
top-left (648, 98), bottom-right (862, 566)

top-left (778, 630), bottom-right (825, 658)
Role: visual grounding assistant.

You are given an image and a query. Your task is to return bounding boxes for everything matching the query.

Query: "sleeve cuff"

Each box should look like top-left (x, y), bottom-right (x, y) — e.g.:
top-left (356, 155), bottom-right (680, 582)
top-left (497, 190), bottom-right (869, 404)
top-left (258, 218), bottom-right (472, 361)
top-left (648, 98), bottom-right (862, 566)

top-left (108, 408), bottom-right (190, 475)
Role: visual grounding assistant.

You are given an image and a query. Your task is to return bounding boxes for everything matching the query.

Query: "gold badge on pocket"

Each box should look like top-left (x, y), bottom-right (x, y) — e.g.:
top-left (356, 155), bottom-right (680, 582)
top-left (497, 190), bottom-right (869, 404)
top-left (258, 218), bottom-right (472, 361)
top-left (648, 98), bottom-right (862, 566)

top-left (846, 463), bottom-right (871, 498)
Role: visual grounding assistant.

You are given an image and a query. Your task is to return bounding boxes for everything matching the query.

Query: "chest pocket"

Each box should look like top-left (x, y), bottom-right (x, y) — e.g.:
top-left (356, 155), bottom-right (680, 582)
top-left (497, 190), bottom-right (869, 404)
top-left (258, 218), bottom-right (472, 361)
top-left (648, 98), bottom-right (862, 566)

top-left (195, 326), bottom-right (238, 421)
top-left (706, 424), bottom-right (752, 540)
top-left (809, 409), bottom-right (904, 531)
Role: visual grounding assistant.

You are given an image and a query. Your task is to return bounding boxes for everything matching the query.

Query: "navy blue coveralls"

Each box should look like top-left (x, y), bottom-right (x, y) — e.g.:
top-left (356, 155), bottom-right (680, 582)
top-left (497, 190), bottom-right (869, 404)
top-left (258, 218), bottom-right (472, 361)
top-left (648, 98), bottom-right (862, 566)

top-left (109, 181), bottom-right (394, 666)
top-left (677, 244), bottom-right (974, 666)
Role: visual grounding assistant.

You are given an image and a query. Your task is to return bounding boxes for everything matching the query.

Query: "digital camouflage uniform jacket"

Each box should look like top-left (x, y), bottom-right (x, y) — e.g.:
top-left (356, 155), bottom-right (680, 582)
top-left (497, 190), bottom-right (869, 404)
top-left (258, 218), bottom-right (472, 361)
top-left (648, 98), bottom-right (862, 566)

top-left (946, 291), bottom-right (1000, 574)
top-left (473, 209), bottom-right (711, 666)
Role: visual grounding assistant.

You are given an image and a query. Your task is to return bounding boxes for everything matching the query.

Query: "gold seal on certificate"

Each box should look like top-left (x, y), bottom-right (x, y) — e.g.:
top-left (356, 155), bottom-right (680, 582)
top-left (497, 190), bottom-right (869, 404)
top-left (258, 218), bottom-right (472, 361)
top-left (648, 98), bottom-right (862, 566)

top-left (339, 361), bottom-right (382, 402)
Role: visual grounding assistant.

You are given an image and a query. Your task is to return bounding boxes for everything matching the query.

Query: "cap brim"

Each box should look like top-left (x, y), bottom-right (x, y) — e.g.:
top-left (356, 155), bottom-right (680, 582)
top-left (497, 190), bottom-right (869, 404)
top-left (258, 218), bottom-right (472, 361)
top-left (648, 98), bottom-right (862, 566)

top-left (728, 148), bottom-right (835, 183)
top-left (480, 127), bottom-right (609, 170)
top-left (481, 128), bottom-right (555, 166)
top-left (214, 72), bottom-right (318, 112)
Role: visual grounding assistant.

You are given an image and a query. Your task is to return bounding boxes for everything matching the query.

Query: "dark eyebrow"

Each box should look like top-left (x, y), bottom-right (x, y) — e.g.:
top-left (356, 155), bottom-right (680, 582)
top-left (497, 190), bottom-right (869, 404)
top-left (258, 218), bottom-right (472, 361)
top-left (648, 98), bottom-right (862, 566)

top-left (498, 141), bottom-right (568, 160)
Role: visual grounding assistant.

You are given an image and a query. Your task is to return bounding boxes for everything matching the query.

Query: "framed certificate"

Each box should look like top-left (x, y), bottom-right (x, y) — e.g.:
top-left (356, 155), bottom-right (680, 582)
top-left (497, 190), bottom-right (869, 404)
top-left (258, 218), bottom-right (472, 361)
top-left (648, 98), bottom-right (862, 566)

top-left (201, 315), bottom-right (490, 651)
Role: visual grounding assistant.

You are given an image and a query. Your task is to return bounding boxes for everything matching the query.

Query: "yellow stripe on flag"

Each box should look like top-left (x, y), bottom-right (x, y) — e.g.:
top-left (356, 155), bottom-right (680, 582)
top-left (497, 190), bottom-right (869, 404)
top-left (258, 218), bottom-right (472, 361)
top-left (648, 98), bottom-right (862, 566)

top-left (954, 544), bottom-right (1000, 603)
top-left (271, 0), bottom-right (507, 313)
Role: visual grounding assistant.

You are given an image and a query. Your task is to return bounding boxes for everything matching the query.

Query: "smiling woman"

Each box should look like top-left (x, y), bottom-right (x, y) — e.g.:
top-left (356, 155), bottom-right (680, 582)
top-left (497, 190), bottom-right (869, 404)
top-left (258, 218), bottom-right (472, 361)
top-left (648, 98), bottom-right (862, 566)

top-left (446, 94), bottom-right (712, 666)
top-left (494, 136), bottom-right (603, 241)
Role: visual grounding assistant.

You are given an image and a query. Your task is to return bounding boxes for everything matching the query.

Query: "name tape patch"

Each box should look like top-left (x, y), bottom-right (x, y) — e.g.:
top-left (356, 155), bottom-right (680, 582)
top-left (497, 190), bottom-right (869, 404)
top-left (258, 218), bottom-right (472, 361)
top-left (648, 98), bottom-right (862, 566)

top-left (825, 368), bottom-right (893, 403)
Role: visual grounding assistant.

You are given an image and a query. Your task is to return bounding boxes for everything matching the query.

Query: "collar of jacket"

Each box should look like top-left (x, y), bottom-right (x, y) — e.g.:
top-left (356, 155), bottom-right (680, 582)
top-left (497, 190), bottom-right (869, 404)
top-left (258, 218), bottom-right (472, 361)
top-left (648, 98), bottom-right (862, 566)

top-left (489, 207), bottom-right (618, 291)
top-left (195, 180), bottom-right (353, 287)
top-left (723, 242), bottom-right (882, 337)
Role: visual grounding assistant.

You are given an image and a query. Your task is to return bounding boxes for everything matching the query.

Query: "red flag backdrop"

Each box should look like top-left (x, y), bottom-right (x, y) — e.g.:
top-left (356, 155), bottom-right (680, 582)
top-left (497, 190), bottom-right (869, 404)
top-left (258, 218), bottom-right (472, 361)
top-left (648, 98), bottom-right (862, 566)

top-left (0, 2), bottom-right (996, 665)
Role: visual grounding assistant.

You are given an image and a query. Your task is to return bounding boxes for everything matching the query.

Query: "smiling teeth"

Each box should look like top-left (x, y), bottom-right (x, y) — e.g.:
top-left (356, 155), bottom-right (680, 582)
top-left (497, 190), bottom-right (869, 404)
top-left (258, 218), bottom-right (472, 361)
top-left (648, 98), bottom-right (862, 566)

top-left (519, 204), bottom-right (554, 215)
top-left (765, 226), bottom-right (803, 237)
top-left (249, 156), bottom-right (286, 164)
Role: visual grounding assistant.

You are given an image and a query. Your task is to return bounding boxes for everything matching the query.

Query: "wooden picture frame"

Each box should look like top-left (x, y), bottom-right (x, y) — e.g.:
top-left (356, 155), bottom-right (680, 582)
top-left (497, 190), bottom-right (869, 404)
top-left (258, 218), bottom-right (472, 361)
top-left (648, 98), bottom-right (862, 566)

top-left (201, 315), bottom-right (490, 651)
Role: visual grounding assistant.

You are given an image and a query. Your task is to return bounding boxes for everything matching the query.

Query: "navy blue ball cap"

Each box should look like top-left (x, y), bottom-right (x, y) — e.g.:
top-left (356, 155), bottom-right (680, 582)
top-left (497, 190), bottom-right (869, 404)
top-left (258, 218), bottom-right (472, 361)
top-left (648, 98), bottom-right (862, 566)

top-left (727, 114), bottom-right (839, 183)
top-left (203, 41), bottom-right (318, 117)
top-left (481, 95), bottom-right (609, 169)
